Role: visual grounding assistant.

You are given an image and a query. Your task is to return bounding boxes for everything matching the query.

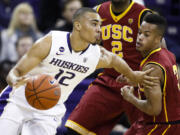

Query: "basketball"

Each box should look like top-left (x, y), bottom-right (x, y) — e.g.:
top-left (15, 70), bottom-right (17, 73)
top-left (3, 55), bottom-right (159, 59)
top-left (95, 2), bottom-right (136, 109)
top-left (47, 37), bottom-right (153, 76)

top-left (25, 74), bottom-right (61, 110)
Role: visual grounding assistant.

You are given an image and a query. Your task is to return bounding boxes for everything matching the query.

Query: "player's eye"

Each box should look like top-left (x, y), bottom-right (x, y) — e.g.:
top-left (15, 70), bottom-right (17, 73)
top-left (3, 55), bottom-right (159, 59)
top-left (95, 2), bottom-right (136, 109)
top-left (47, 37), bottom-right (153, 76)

top-left (92, 23), bottom-right (97, 26)
top-left (144, 33), bottom-right (149, 37)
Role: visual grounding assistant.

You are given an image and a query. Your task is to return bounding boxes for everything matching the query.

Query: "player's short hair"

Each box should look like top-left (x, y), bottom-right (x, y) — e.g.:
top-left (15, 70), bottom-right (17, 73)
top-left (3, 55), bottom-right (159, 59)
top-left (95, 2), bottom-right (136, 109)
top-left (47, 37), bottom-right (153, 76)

top-left (72, 7), bottom-right (97, 23)
top-left (143, 14), bottom-right (167, 37)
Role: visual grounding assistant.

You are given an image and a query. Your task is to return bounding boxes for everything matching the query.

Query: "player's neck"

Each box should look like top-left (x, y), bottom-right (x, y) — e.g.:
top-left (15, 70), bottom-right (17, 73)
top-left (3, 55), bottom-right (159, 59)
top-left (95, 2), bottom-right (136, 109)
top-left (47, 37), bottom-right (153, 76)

top-left (111, 0), bottom-right (131, 13)
top-left (141, 45), bottom-right (161, 58)
top-left (70, 32), bottom-right (89, 52)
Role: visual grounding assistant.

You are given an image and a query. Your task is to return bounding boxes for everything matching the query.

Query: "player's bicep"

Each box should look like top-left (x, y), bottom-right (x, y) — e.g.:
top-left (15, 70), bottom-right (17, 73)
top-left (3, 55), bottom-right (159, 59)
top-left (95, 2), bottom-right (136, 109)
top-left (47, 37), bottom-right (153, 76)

top-left (15, 34), bottom-right (52, 76)
top-left (143, 64), bottom-right (163, 114)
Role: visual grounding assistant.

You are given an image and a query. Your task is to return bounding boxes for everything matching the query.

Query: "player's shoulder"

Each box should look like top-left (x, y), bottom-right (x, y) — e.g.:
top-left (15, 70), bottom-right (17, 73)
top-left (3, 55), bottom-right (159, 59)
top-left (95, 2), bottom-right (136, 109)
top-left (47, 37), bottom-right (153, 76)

top-left (143, 62), bottom-right (164, 79)
top-left (131, 1), bottom-right (150, 12)
top-left (86, 44), bottom-right (101, 56)
top-left (95, 1), bottom-right (111, 13)
top-left (89, 43), bottom-right (100, 50)
top-left (50, 30), bottom-right (69, 36)
top-left (50, 30), bottom-right (69, 42)
top-left (161, 48), bottom-right (177, 62)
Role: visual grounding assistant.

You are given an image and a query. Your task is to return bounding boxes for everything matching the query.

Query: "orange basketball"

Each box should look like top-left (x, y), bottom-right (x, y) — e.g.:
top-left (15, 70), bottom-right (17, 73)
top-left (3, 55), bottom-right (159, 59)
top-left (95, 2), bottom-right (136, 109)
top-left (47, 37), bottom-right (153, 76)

top-left (25, 74), bottom-right (61, 110)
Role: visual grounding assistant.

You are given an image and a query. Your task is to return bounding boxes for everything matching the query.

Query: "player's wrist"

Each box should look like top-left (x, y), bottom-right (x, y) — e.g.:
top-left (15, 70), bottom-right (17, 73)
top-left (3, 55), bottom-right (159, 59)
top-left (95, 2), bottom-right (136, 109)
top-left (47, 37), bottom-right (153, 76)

top-left (127, 71), bottom-right (136, 83)
top-left (7, 70), bottom-right (19, 86)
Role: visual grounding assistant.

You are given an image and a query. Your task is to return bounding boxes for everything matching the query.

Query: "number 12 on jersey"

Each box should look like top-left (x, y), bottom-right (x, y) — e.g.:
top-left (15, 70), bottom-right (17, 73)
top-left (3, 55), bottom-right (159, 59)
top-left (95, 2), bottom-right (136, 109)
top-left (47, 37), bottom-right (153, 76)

top-left (55, 69), bottom-right (75, 86)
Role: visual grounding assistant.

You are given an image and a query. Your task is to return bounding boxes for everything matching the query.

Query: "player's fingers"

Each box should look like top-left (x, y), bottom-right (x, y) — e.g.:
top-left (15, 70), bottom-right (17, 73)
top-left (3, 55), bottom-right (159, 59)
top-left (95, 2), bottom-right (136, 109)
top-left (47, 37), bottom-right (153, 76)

top-left (121, 88), bottom-right (124, 96)
top-left (143, 79), bottom-right (157, 87)
top-left (129, 86), bottom-right (134, 92)
top-left (116, 75), bottom-right (126, 83)
top-left (144, 68), bottom-right (154, 74)
top-left (14, 78), bottom-right (30, 89)
top-left (13, 83), bottom-right (21, 89)
top-left (144, 75), bottom-right (159, 81)
top-left (143, 80), bottom-right (153, 86)
top-left (144, 85), bottom-right (152, 90)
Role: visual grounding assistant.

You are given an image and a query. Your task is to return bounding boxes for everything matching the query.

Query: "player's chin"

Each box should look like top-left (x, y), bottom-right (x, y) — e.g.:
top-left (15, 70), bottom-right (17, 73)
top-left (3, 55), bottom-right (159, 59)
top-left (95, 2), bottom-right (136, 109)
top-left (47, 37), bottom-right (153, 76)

top-left (90, 39), bottom-right (98, 45)
top-left (91, 42), bottom-right (97, 45)
top-left (136, 43), bottom-right (143, 51)
top-left (136, 46), bottom-right (142, 52)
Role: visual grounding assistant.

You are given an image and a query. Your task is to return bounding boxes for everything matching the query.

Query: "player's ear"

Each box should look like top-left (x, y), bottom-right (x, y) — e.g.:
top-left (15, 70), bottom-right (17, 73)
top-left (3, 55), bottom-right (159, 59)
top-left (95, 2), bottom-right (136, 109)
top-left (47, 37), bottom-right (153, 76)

top-left (74, 21), bottom-right (81, 31)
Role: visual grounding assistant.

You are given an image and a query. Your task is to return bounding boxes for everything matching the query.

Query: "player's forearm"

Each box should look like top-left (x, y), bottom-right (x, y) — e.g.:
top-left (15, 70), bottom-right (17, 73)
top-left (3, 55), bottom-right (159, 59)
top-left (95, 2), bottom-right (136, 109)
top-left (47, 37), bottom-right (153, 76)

top-left (128, 95), bottom-right (159, 116)
top-left (112, 55), bottom-right (135, 80)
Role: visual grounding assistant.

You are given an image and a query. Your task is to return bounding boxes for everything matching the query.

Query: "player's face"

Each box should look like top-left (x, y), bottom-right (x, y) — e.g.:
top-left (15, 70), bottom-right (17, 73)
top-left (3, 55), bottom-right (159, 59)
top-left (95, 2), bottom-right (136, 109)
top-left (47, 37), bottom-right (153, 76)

top-left (136, 21), bottom-right (161, 54)
top-left (79, 12), bottom-right (101, 44)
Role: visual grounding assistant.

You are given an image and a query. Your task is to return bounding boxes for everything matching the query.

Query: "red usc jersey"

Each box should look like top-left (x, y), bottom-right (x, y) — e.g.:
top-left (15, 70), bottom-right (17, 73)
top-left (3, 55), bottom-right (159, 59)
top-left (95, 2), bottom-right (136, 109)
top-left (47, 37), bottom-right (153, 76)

top-left (97, 1), bottom-right (150, 77)
top-left (139, 48), bottom-right (180, 123)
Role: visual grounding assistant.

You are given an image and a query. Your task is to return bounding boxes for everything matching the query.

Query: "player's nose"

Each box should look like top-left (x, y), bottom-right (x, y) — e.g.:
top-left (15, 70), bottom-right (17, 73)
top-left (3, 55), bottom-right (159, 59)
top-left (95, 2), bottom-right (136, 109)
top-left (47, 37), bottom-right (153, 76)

top-left (96, 25), bottom-right (101, 33)
top-left (139, 33), bottom-right (144, 40)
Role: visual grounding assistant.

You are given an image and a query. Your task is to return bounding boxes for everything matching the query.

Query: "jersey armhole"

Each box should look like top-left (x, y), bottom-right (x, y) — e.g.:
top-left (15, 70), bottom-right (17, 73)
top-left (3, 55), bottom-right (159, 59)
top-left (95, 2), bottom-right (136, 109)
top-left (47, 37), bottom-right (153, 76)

top-left (138, 9), bottom-right (152, 28)
top-left (95, 4), bottom-right (101, 13)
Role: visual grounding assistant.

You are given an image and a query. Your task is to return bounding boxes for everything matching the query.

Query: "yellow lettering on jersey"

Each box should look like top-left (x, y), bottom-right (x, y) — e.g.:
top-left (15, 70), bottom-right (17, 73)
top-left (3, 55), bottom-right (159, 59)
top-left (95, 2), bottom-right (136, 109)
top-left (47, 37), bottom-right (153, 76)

top-left (123, 26), bottom-right (133, 43)
top-left (173, 65), bottom-right (178, 79)
top-left (101, 24), bottom-right (133, 58)
top-left (173, 65), bottom-right (180, 91)
top-left (112, 24), bottom-right (122, 40)
top-left (101, 24), bottom-right (111, 40)
top-left (111, 41), bottom-right (123, 58)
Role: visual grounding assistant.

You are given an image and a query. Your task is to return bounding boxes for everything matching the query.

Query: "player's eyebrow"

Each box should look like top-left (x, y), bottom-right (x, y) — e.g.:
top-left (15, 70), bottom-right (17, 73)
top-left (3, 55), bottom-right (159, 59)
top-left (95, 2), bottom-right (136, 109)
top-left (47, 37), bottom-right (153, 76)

top-left (91, 19), bottom-right (102, 25)
top-left (144, 31), bottom-right (151, 33)
top-left (91, 19), bottom-right (100, 22)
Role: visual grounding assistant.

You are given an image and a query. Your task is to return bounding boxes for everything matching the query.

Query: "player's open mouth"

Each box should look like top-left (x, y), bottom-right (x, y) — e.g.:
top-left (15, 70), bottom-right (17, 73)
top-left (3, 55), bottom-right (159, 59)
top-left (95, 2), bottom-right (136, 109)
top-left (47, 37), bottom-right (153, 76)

top-left (136, 42), bottom-right (142, 48)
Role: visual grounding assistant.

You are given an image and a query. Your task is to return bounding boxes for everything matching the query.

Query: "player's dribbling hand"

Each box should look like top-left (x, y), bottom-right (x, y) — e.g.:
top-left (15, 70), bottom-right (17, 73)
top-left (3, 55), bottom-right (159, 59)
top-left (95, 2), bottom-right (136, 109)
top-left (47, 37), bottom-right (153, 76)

top-left (121, 85), bottom-right (134, 102)
top-left (12, 76), bottom-right (30, 89)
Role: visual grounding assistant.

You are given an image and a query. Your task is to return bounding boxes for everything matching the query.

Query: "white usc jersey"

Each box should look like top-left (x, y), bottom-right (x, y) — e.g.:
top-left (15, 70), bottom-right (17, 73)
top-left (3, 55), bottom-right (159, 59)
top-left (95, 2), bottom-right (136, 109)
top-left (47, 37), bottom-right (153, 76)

top-left (2, 31), bottom-right (101, 115)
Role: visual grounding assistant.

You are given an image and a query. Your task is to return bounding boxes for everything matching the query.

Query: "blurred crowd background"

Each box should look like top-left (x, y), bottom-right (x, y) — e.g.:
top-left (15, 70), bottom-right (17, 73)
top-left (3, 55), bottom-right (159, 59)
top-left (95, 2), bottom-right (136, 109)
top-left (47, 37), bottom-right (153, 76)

top-left (0, 0), bottom-right (179, 135)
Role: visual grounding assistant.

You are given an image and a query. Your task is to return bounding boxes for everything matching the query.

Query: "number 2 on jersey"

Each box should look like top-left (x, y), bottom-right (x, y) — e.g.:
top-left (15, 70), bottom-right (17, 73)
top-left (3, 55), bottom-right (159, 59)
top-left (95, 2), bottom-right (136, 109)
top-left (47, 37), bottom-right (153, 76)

top-left (55, 69), bottom-right (75, 86)
top-left (111, 41), bottom-right (123, 58)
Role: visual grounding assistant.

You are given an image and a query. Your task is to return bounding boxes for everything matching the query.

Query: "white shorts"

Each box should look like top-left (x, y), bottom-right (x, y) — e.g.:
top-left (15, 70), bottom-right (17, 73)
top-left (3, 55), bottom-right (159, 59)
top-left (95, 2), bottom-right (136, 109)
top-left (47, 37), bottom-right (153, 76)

top-left (0, 86), bottom-right (66, 135)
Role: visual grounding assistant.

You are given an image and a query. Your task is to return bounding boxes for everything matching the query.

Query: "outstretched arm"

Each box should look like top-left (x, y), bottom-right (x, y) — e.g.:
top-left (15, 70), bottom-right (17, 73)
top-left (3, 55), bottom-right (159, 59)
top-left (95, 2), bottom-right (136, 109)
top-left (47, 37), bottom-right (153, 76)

top-left (6, 33), bottom-right (52, 87)
top-left (96, 46), bottom-right (157, 85)
top-left (121, 64), bottom-right (163, 116)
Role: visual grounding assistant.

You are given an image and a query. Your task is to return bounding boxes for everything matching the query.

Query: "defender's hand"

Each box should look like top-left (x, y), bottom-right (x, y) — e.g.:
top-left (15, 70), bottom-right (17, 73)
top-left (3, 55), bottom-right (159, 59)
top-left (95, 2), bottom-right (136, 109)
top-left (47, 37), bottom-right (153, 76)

top-left (116, 75), bottom-right (137, 86)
